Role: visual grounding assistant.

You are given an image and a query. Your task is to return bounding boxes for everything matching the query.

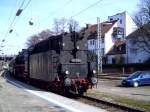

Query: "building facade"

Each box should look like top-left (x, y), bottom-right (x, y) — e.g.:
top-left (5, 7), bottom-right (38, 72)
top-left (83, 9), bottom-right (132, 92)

top-left (84, 11), bottom-right (137, 64)
top-left (84, 20), bottom-right (118, 64)
top-left (107, 11), bottom-right (137, 64)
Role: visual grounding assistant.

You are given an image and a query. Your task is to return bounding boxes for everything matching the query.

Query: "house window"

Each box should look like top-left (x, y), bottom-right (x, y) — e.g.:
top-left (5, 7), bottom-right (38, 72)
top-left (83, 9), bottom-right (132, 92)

top-left (130, 48), bottom-right (138, 54)
top-left (110, 18), bottom-right (113, 21)
top-left (120, 19), bottom-right (122, 24)
top-left (112, 57), bottom-right (116, 64)
top-left (102, 38), bottom-right (104, 43)
top-left (130, 40), bottom-right (136, 45)
top-left (102, 48), bottom-right (105, 56)
top-left (90, 40), bottom-right (92, 45)
top-left (90, 40), bottom-right (95, 45)
top-left (93, 40), bottom-right (95, 45)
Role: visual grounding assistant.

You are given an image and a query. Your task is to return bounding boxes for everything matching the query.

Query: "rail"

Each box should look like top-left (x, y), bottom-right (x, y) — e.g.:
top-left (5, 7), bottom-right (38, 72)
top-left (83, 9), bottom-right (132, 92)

top-left (79, 95), bottom-right (146, 112)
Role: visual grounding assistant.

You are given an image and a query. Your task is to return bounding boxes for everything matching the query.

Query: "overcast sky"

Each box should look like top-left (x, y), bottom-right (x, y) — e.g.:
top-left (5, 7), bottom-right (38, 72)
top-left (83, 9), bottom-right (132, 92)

top-left (0, 0), bottom-right (140, 55)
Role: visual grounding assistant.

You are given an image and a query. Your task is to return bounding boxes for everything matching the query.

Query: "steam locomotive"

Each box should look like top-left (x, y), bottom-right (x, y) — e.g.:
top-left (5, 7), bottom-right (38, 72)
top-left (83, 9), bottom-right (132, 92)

top-left (9, 32), bottom-right (97, 96)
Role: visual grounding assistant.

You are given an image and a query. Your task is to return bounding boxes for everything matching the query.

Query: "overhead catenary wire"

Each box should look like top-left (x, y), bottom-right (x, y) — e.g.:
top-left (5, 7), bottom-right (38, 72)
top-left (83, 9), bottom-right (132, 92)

top-left (5, 0), bottom-right (19, 30)
top-left (37, 0), bottom-right (104, 30)
top-left (1, 0), bottom-right (31, 55)
top-left (2, 16), bottom-right (17, 43)
top-left (2, 0), bottom-right (32, 42)
top-left (8, 0), bottom-right (28, 31)
top-left (8, 0), bottom-right (31, 34)
top-left (33, 0), bottom-right (73, 33)
top-left (23, 0), bottom-right (32, 10)
top-left (2, 0), bottom-right (27, 41)
top-left (9, 0), bottom-right (105, 37)
top-left (19, 0), bottom-right (26, 9)
top-left (71, 0), bottom-right (103, 18)
top-left (3, 0), bottom-right (111, 55)
top-left (28, 0), bottom-right (34, 26)
top-left (1, 0), bottom-right (19, 42)
top-left (33, 0), bottom-right (106, 36)
top-left (38, 0), bottom-right (73, 25)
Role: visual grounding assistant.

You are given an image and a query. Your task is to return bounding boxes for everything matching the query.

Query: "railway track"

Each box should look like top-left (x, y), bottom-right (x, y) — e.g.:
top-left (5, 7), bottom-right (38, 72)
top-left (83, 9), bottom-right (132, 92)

top-left (77, 95), bottom-right (146, 112)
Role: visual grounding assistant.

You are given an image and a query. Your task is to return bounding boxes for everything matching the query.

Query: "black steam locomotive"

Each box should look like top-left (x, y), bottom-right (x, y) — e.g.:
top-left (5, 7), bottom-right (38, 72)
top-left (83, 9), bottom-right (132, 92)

top-left (9, 32), bottom-right (97, 96)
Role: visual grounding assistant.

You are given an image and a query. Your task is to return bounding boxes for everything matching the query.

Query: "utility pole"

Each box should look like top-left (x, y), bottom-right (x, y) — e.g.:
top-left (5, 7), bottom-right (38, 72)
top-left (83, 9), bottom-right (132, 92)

top-left (97, 17), bottom-right (102, 75)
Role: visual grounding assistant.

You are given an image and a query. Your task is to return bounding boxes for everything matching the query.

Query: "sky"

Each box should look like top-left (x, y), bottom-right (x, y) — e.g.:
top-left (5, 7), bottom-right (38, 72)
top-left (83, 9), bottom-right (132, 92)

top-left (0, 0), bottom-right (140, 55)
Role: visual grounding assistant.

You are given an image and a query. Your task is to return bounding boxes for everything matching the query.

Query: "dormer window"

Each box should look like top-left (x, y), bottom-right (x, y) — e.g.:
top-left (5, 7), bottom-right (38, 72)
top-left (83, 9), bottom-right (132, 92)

top-left (110, 18), bottom-right (113, 21)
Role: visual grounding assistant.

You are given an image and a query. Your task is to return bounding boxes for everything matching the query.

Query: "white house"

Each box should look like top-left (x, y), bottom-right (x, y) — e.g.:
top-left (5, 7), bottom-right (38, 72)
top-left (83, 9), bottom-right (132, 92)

top-left (108, 11), bottom-right (137, 37)
top-left (82, 20), bottom-right (119, 64)
top-left (86, 20), bottom-right (118, 55)
top-left (107, 11), bottom-right (138, 64)
top-left (82, 11), bottom-right (138, 64)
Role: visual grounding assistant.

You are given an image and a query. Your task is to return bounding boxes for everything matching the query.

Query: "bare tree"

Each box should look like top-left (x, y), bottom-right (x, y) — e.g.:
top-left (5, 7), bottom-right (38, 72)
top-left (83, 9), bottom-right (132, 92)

top-left (67, 18), bottom-right (79, 32)
top-left (26, 29), bottom-right (54, 47)
top-left (38, 29), bottom-right (54, 39)
top-left (133, 0), bottom-right (150, 53)
top-left (59, 18), bottom-right (67, 33)
top-left (53, 18), bottom-right (61, 35)
top-left (26, 34), bottom-right (39, 47)
top-left (134, 0), bottom-right (150, 26)
top-left (26, 18), bottom-right (80, 47)
top-left (52, 18), bottom-right (67, 35)
top-left (52, 18), bottom-right (79, 34)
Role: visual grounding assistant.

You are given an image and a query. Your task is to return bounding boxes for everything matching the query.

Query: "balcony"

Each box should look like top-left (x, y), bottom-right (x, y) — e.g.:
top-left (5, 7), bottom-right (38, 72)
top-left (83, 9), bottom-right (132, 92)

top-left (112, 27), bottom-right (124, 40)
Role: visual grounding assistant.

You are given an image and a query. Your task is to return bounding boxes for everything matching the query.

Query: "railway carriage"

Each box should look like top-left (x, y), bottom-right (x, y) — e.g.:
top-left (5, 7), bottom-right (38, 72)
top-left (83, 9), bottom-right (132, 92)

top-left (9, 50), bottom-right (28, 79)
top-left (9, 32), bottom-right (97, 96)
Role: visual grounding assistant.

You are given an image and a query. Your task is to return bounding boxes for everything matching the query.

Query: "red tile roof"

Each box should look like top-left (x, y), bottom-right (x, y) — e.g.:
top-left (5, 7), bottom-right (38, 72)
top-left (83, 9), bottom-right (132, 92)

top-left (81, 20), bottom-right (117, 39)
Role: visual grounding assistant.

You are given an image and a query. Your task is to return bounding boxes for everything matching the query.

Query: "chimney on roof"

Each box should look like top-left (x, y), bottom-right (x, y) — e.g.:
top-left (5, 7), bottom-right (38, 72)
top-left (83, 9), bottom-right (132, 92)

top-left (86, 24), bottom-right (91, 29)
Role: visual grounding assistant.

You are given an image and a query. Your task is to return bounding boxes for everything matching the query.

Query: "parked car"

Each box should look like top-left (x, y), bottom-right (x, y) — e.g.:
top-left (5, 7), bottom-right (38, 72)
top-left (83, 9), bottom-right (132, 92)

top-left (122, 71), bottom-right (150, 87)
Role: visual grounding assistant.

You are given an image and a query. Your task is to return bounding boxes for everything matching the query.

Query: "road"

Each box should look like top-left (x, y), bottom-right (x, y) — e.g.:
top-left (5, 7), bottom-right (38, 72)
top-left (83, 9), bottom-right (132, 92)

top-left (93, 79), bottom-right (150, 101)
top-left (0, 71), bottom-right (106, 112)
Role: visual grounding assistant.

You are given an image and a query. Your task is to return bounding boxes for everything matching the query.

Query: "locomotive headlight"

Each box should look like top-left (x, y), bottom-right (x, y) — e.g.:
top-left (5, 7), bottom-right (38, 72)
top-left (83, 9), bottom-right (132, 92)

top-left (65, 70), bottom-right (69, 75)
top-left (91, 77), bottom-right (98, 84)
top-left (93, 70), bottom-right (96, 74)
top-left (76, 46), bottom-right (79, 50)
top-left (64, 78), bottom-right (71, 86)
top-left (62, 43), bottom-right (65, 47)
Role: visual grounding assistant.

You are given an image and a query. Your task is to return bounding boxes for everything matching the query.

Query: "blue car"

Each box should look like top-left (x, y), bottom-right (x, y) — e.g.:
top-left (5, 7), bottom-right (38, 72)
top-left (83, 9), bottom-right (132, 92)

top-left (122, 71), bottom-right (150, 87)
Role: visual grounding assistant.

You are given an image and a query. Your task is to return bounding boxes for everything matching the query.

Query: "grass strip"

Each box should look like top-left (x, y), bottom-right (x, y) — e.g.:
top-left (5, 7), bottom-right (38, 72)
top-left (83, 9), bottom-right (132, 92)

top-left (86, 91), bottom-right (150, 111)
